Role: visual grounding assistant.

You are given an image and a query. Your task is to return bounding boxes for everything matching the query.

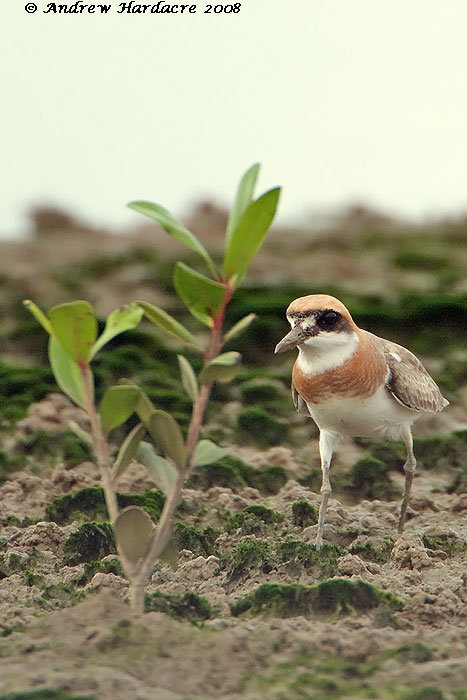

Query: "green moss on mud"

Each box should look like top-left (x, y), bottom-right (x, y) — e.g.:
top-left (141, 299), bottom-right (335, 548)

top-left (277, 540), bottom-right (343, 579)
top-left (365, 431), bottom-right (467, 475)
top-left (222, 537), bottom-right (277, 581)
top-left (297, 468), bottom-right (322, 493)
top-left (291, 500), bottom-right (318, 527)
top-left (393, 642), bottom-right (435, 663)
top-left (414, 431), bottom-right (467, 470)
top-left (435, 355), bottom-right (467, 394)
top-left (117, 490), bottom-right (165, 521)
top-left (397, 688), bottom-right (446, 700)
top-left (0, 363), bottom-right (56, 424)
top-left (422, 532), bottom-right (467, 556)
top-left (239, 378), bottom-right (286, 404)
top-left (187, 459), bottom-right (246, 492)
top-left (15, 430), bottom-right (93, 469)
top-left (393, 248), bottom-right (452, 272)
top-left (226, 505), bottom-right (284, 535)
top-left (92, 326), bottom-right (180, 386)
top-left (0, 550), bottom-right (37, 579)
top-left (446, 466), bottom-right (467, 494)
top-left (237, 407), bottom-right (288, 446)
top-left (367, 441), bottom-right (406, 471)
top-left (222, 537), bottom-right (342, 582)
top-left (45, 487), bottom-right (164, 525)
top-left (187, 456), bottom-right (287, 495)
top-left (349, 537), bottom-right (395, 564)
top-left (61, 433), bottom-right (94, 467)
top-left (174, 523), bottom-right (218, 556)
top-left (246, 464), bottom-right (288, 494)
top-left (0, 451), bottom-right (23, 484)
top-left (23, 571), bottom-right (46, 588)
top-left (76, 558), bottom-right (124, 586)
top-left (63, 522), bottom-right (116, 565)
top-left (231, 579), bottom-right (404, 618)
top-left (344, 457), bottom-right (400, 501)
top-left (46, 487), bottom-right (107, 523)
top-left (140, 387), bottom-right (191, 427)
top-left (34, 583), bottom-right (86, 611)
top-left (0, 691), bottom-right (98, 700)
top-left (144, 590), bottom-right (213, 620)
top-left (238, 637), bottom-right (449, 700)
top-left (0, 430), bottom-right (94, 484)
top-left (2, 515), bottom-right (36, 528)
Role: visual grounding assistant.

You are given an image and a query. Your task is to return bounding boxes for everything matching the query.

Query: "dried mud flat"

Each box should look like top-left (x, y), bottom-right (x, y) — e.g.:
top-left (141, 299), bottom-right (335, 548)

top-left (1, 404), bottom-right (466, 699)
top-left (0, 207), bottom-right (467, 700)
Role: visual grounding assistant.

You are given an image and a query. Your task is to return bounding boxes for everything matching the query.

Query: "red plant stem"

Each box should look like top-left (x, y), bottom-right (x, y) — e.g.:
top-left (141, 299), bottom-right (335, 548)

top-left (185, 279), bottom-right (232, 466)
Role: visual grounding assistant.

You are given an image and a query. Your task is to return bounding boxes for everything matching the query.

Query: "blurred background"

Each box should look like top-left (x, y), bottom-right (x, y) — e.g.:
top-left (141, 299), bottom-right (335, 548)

top-left (1, 0), bottom-right (467, 458)
top-left (3, 0), bottom-right (467, 237)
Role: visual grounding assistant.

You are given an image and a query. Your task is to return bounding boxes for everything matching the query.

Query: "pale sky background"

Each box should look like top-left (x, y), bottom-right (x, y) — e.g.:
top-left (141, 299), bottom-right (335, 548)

top-left (2, 0), bottom-right (467, 238)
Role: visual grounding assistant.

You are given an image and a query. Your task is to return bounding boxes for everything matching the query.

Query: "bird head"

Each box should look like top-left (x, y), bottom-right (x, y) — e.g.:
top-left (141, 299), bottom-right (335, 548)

top-left (274, 294), bottom-right (357, 355)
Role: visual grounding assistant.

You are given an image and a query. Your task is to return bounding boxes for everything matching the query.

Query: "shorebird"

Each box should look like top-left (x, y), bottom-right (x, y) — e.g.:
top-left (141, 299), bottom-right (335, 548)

top-left (275, 294), bottom-right (449, 549)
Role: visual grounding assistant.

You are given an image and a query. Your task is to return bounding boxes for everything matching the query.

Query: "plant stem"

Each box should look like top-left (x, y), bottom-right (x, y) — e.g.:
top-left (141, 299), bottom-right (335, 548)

top-left (130, 582), bottom-right (145, 613)
top-left (185, 383), bottom-right (211, 466)
top-left (80, 365), bottom-right (137, 585)
top-left (130, 283), bottom-right (232, 614)
top-left (84, 379), bottom-right (119, 524)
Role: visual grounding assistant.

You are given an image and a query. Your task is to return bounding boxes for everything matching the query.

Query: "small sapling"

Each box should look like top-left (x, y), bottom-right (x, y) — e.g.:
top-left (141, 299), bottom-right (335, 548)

top-left (25, 164), bottom-right (281, 613)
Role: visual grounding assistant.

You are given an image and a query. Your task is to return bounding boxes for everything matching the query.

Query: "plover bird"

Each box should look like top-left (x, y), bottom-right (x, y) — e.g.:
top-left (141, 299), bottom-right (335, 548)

top-left (275, 294), bottom-right (449, 549)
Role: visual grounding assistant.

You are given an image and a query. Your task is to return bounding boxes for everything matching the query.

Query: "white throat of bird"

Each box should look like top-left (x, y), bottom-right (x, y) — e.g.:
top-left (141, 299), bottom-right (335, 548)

top-left (296, 327), bottom-right (360, 376)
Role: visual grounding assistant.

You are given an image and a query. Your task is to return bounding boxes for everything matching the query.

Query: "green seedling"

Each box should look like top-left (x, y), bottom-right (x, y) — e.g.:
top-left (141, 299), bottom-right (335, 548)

top-left (25, 164), bottom-right (280, 614)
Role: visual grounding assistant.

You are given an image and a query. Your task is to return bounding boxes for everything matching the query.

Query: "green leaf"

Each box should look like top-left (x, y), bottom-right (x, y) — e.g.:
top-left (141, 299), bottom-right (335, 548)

top-left (49, 301), bottom-right (97, 365)
top-left (128, 201), bottom-right (217, 277)
top-left (91, 303), bottom-right (144, 358)
top-left (113, 423), bottom-right (146, 478)
top-left (225, 163), bottom-right (260, 249)
top-left (137, 300), bottom-right (202, 349)
top-left (113, 506), bottom-right (155, 565)
top-left (23, 300), bottom-right (53, 335)
top-left (223, 187), bottom-right (281, 282)
top-left (136, 441), bottom-right (178, 495)
top-left (48, 336), bottom-right (92, 408)
top-left (68, 420), bottom-right (93, 446)
top-left (132, 387), bottom-right (186, 469)
top-left (146, 410), bottom-right (186, 470)
top-left (199, 351), bottom-right (242, 384)
top-left (207, 351), bottom-right (241, 366)
top-left (134, 388), bottom-right (157, 426)
top-left (99, 385), bottom-right (140, 434)
top-left (193, 439), bottom-right (229, 467)
top-left (223, 313), bottom-right (257, 343)
top-left (173, 262), bottom-right (226, 327)
top-left (177, 355), bottom-right (199, 402)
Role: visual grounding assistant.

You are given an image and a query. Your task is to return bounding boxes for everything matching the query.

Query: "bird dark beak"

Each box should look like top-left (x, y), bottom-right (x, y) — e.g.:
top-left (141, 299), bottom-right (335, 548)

top-left (274, 325), bottom-right (307, 354)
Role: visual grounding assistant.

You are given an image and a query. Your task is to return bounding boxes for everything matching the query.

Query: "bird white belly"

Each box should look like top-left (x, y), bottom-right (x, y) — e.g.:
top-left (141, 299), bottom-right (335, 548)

top-left (306, 385), bottom-right (417, 440)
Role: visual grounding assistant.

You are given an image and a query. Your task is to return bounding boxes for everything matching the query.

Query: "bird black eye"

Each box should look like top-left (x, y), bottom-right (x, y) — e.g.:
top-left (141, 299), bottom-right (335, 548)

top-left (318, 310), bottom-right (340, 328)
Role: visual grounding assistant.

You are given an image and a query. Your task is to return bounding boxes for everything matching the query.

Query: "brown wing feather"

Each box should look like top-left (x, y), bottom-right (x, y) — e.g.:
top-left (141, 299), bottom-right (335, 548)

top-left (292, 382), bottom-right (311, 415)
top-left (366, 332), bottom-right (449, 413)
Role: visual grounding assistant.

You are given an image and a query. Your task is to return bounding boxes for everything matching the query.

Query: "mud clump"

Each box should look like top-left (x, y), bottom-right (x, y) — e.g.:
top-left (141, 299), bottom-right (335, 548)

top-left (230, 579), bottom-right (404, 618)
top-left (46, 487), bottom-right (164, 525)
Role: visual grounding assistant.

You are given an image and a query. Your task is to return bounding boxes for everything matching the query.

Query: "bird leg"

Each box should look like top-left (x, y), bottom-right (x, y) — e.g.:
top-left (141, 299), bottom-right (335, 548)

top-left (315, 431), bottom-right (337, 550)
top-left (398, 428), bottom-right (417, 533)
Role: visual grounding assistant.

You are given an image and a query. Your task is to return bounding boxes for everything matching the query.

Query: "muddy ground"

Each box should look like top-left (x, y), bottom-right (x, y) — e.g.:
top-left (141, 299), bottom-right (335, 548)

top-left (0, 203), bottom-right (466, 700)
